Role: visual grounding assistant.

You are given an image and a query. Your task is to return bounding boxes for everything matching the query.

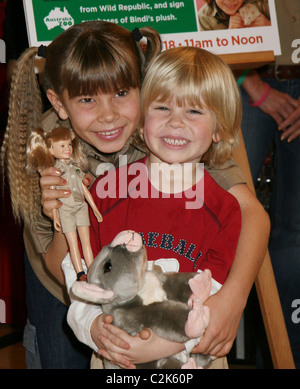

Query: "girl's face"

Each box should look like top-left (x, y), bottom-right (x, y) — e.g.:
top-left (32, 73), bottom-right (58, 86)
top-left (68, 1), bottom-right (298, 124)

top-left (50, 88), bottom-right (140, 154)
top-left (141, 97), bottom-right (218, 165)
top-left (215, 0), bottom-right (244, 15)
top-left (50, 139), bottom-right (73, 160)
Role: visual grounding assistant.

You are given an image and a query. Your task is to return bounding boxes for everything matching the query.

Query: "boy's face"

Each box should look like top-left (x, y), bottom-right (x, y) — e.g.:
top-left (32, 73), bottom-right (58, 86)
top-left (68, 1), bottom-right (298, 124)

top-left (215, 0), bottom-right (244, 15)
top-left (141, 97), bottom-right (218, 165)
top-left (49, 88), bottom-right (140, 154)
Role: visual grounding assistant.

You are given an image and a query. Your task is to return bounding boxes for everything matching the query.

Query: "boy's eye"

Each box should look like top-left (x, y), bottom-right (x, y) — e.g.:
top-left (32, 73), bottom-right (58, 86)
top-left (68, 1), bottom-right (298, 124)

top-left (155, 106), bottom-right (170, 111)
top-left (188, 109), bottom-right (202, 115)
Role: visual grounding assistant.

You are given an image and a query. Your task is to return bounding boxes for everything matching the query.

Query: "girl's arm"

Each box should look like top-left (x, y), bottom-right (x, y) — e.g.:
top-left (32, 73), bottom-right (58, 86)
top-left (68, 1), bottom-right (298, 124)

top-left (194, 184), bottom-right (270, 356)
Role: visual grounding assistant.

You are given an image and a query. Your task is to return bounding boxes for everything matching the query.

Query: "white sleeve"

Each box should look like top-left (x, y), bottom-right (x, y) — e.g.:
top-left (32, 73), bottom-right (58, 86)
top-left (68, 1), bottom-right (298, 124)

top-left (62, 254), bottom-right (103, 352)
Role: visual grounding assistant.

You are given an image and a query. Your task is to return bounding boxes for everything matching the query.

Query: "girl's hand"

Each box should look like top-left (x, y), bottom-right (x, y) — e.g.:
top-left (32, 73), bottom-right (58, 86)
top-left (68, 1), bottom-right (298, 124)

top-left (40, 168), bottom-right (94, 218)
top-left (229, 13), bottom-right (244, 29)
top-left (40, 167), bottom-right (70, 219)
top-left (248, 14), bottom-right (271, 27)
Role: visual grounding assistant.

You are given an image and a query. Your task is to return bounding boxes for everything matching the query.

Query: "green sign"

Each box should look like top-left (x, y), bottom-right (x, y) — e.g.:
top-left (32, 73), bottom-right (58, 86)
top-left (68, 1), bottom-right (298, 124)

top-left (23, 0), bottom-right (281, 56)
top-left (24, 0), bottom-right (197, 45)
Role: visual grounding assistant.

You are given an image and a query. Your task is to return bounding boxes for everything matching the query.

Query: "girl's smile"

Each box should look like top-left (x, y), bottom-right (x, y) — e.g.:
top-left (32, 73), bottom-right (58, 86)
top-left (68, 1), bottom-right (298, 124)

top-left (49, 88), bottom-right (141, 154)
top-left (216, 0), bottom-right (244, 15)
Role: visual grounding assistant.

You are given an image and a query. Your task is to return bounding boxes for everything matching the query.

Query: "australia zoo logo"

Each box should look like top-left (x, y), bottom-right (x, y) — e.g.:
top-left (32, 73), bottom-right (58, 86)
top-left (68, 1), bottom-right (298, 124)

top-left (44, 6), bottom-right (74, 31)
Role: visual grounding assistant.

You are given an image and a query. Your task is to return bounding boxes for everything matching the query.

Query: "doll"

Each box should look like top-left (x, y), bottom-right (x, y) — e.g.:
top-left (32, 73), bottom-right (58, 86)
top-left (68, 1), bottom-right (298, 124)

top-left (26, 126), bottom-right (102, 281)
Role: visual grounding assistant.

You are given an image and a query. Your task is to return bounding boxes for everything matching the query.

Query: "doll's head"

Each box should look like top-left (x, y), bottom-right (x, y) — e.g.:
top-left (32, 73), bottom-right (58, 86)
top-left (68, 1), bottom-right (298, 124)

top-left (27, 126), bottom-right (89, 174)
top-left (139, 47), bottom-right (241, 167)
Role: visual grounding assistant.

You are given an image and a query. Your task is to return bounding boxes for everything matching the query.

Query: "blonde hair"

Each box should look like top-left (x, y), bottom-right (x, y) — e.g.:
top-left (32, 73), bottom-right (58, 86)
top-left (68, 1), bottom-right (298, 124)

top-left (1, 21), bottom-right (161, 225)
top-left (140, 47), bottom-right (241, 167)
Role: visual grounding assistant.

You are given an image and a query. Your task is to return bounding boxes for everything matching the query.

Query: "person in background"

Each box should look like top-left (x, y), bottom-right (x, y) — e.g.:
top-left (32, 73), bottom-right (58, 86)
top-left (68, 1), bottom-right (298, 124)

top-left (238, 0), bottom-right (300, 368)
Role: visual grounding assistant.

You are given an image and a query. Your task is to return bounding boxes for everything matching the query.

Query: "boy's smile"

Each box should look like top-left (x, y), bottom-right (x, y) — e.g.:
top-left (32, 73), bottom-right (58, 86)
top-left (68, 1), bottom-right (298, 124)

top-left (141, 98), bottom-right (218, 165)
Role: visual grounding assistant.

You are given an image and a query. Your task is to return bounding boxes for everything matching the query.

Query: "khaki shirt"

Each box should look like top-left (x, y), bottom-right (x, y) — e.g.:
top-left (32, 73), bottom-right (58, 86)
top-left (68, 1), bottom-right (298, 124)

top-left (25, 109), bottom-right (246, 305)
top-left (55, 160), bottom-right (85, 205)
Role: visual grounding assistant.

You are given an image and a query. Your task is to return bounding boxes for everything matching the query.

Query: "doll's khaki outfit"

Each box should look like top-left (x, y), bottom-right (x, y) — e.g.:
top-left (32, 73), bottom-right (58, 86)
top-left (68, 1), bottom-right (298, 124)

top-left (54, 160), bottom-right (89, 233)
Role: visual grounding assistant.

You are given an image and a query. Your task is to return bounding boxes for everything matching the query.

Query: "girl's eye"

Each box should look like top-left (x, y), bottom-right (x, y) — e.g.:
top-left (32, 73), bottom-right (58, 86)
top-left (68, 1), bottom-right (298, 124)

top-left (80, 97), bottom-right (94, 103)
top-left (115, 90), bottom-right (128, 98)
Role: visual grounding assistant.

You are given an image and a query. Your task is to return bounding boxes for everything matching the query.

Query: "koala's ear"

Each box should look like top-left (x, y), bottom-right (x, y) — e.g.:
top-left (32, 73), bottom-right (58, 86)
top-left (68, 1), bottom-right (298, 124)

top-left (110, 230), bottom-right (143, 252)
top-left (71, 281), bottom-right (114, 303)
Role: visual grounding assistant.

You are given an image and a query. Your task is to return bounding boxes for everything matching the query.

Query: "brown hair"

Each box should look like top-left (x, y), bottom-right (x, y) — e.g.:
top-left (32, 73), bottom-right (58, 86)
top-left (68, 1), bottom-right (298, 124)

top-left (1, 21), bottom-right (161, 225)
top-left (26, 127), bottom-right (89, 174)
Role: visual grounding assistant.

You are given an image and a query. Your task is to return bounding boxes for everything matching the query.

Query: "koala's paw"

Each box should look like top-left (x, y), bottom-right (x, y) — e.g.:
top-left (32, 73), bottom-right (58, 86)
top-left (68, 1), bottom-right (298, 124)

top-left (188, 269), bottom-right (211, 306)
top-left (181, 357), bottom-right (203, 369)
top-left (185, 299), bottom-right (210, 338)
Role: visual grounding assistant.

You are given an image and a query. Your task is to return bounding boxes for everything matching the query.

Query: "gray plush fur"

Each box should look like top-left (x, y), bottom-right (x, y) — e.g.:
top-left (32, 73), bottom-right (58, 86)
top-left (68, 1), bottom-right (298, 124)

top-left (72, 232), bottom-right (211, 369)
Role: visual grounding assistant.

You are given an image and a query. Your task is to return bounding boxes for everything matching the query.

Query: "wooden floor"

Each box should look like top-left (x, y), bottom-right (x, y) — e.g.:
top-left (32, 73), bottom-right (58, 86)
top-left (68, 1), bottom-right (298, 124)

top-left (0, 324), bottom-right (26, 369)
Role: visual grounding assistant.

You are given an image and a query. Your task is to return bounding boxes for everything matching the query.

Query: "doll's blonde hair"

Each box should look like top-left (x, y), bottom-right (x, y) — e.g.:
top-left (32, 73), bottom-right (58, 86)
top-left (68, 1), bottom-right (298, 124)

top-left (140, 47), bottom-right (242, 167)
top-left (1, 21), bottom-right (161, 225)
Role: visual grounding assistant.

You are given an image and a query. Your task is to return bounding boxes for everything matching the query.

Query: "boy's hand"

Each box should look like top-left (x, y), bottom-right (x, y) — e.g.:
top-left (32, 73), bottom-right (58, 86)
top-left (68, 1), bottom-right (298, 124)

top-left (90, 314), bottom-right (135, 369)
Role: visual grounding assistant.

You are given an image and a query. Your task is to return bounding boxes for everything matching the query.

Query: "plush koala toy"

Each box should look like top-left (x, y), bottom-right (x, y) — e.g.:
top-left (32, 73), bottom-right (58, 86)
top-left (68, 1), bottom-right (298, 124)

top-left (239, 3), bottom-right (261, 26)
top-left (72, 230), bottom-right (212, 369)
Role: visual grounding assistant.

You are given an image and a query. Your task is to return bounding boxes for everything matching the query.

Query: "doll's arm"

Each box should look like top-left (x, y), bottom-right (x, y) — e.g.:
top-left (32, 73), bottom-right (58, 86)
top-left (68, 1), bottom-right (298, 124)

top-left (52, 207), bottom-right (61, 231)
top-left (82, 183), bottom-right (103, 222)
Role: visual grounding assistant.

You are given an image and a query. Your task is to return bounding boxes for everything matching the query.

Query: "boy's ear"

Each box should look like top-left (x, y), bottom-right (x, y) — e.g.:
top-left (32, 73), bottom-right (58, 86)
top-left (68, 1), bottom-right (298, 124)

top-left (46, 89), bottom-right (69, 120)
top-left (212, 131), bottom-right (221, 143)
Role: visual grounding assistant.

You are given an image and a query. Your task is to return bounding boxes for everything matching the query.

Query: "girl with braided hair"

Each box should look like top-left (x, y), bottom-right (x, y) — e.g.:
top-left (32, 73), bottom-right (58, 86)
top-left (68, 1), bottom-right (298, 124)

top-left (1, 20), bottom-right (162, 368)
top-left (1, 20), bottom-right (270, 370)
